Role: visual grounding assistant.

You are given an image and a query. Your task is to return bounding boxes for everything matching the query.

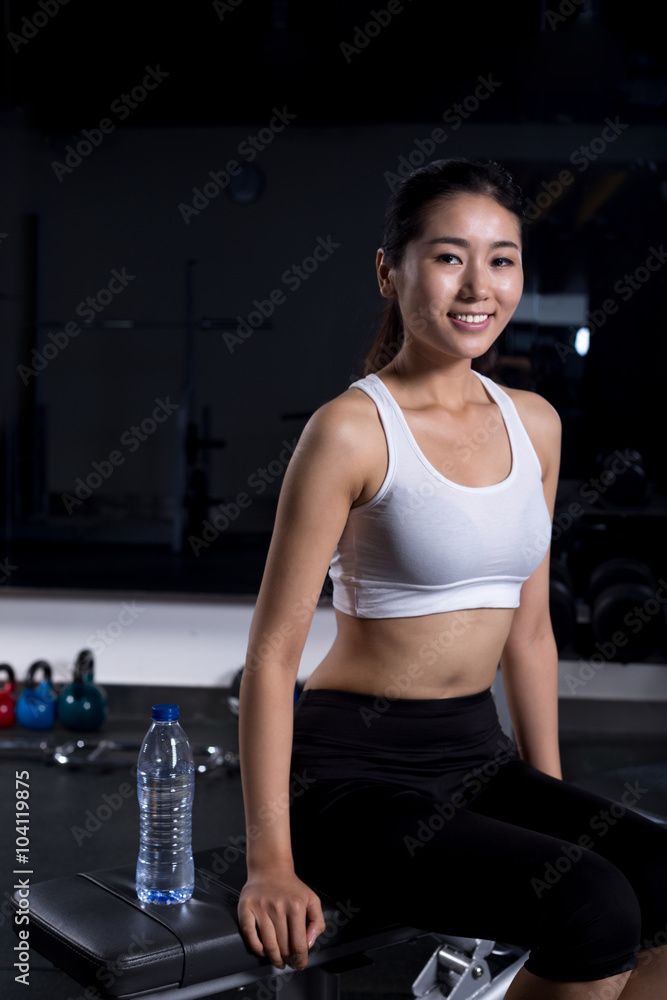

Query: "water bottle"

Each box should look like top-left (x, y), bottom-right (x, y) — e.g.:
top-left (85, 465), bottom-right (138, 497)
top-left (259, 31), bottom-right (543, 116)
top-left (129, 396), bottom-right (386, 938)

top-left (136, 704), bottom-right (195, 905)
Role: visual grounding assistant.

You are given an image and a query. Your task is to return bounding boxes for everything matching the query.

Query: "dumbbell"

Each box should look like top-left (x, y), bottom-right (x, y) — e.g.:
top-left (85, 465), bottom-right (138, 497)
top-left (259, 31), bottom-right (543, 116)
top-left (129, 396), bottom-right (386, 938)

top-left (588, 558), bottom-right (664, 662)
top-left (549, 561), bottom-right (576, 652)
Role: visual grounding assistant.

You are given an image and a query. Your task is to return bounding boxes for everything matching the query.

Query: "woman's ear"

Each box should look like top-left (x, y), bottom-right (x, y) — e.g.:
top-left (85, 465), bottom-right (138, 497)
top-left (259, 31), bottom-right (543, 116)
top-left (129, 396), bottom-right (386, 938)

top-left (376, 248), bottom-right (397, 299)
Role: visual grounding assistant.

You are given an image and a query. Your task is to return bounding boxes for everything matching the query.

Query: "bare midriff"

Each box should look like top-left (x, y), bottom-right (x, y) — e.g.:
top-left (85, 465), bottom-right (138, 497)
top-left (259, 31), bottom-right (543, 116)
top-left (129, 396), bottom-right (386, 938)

top-left (303, 605), bottom-right (516, 699)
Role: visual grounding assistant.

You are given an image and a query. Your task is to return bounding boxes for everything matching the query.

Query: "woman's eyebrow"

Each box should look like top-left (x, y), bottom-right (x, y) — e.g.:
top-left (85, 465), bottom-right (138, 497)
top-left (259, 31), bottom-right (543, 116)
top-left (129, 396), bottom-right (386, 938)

top-left (423, 236), bottom-right (520, 250)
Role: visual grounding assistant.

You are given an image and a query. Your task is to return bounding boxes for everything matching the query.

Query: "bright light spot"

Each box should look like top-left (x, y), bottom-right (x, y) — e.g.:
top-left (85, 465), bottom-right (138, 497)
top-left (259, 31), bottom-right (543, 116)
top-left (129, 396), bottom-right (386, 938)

top-left (574, 327), bottom-right (590, 356)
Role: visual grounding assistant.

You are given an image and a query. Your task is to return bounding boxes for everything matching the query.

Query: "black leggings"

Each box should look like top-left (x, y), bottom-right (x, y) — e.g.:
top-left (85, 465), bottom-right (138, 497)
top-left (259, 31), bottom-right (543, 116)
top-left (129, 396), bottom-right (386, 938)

top-left (289, 687), bottom-right (667, 983)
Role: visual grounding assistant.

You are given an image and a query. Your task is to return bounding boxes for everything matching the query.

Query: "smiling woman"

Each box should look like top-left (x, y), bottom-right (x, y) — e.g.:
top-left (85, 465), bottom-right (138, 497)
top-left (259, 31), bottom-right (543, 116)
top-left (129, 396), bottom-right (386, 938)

top-left (236, 159), bottom-right (667, 1000)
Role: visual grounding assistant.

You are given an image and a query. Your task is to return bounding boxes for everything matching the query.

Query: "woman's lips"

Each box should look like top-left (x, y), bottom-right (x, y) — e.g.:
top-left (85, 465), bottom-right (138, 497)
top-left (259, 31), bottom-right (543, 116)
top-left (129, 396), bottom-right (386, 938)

top-left (447, 312), bottom-right (493, 331)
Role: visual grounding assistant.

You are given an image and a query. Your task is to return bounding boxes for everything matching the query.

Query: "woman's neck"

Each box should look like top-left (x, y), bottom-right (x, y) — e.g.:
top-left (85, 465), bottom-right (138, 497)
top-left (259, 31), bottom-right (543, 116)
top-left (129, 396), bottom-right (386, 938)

top-left (380, 347), bottom-right (479, 410)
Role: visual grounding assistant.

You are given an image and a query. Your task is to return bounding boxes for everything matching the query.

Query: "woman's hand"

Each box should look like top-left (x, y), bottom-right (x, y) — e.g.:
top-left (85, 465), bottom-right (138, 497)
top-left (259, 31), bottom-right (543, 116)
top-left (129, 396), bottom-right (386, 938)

top-left (238, 868), bottom-right (326, 971)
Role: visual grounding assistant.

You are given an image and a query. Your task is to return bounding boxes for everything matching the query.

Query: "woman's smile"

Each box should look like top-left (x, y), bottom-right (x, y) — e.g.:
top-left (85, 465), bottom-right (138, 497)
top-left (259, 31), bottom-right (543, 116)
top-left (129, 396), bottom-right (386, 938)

top-left (447, 311), bottom-right (494, 330)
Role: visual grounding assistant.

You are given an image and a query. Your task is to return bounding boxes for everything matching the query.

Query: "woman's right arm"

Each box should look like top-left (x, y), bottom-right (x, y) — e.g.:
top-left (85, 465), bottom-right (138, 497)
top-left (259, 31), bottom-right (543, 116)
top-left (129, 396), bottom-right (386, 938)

top-left (237, 393), bottom-right (371, 972)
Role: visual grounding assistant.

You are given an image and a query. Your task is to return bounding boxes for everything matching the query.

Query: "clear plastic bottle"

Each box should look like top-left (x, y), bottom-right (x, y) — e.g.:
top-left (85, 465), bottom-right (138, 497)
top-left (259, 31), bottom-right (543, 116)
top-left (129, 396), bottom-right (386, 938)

top-left (136, 703), bottom-right (195, 904)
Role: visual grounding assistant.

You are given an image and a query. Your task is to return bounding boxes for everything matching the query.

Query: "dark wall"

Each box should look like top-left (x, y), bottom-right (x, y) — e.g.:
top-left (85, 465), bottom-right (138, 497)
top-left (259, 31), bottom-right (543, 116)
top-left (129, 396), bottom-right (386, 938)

top-left (1, 0), bottom-right (665, 589)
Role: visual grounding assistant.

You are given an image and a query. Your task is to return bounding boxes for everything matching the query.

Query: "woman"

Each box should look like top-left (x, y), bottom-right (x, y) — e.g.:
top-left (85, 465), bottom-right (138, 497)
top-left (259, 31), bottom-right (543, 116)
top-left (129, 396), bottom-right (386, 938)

top-left (237, 159), bottom-right (667, 999)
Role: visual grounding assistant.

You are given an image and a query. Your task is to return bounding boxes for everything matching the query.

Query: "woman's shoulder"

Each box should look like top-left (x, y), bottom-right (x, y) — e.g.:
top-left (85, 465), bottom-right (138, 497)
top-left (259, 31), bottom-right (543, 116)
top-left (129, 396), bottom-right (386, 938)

top-left (498, 383), bottom-right (561, 439)
top-left (292, 380), bottom-right (385, 482)
top-left (286, 380), bottom-right (387, 508)
top-left (301, 379), bottom-right (383, 446)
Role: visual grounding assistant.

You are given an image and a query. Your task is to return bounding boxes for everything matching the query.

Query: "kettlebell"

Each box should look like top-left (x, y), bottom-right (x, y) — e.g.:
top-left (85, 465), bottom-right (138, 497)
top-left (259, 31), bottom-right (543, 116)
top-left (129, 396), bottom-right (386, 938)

top-left (16, 661), bottom-right (57, 730)
top-left (0, 664), bottom-right (17, 727)
top-left (58, 649), bottom-right (106, 732)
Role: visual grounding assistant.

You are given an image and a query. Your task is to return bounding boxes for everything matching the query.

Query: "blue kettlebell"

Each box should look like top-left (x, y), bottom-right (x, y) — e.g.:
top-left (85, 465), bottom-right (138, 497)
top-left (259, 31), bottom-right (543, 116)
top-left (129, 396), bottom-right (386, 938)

top-left (58, 649), bottom-right (106, 732)
top-left (16, 661), bottom-right (57, 730)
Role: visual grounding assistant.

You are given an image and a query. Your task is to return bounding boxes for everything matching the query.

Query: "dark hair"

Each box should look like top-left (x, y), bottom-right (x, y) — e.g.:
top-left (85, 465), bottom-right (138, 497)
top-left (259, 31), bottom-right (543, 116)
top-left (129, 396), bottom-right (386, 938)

top-left (364, 158), bottom-right (526, 376)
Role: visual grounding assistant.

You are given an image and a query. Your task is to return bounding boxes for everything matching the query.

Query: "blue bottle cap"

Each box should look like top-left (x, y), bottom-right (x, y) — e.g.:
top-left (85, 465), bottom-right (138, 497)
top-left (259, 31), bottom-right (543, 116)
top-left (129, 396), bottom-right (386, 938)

top-left (151, 703), bottom-right (179, 721)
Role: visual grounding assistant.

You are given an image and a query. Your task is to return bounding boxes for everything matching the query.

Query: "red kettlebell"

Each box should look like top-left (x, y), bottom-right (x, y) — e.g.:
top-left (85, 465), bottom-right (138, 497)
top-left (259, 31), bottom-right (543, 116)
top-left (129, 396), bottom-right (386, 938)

top-left (0, 664), bottom-right (16, 727)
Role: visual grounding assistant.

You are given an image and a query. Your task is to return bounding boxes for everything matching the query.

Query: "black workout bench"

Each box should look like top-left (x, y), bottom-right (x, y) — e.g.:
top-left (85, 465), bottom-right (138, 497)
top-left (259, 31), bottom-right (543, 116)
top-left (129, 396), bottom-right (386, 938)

top-left (12, 845), bottom-right (528, 999)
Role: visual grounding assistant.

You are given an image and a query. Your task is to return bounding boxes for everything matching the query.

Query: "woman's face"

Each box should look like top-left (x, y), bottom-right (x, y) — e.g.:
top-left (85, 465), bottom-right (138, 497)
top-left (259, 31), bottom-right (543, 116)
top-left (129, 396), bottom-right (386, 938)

top-left (377, 192), bottom-right (524, 363)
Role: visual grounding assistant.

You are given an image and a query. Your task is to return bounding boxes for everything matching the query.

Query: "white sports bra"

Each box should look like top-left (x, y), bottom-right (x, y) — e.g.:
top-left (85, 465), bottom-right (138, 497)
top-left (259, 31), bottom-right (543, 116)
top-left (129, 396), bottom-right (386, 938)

top-left (328, 371), bottom-right (552, 618)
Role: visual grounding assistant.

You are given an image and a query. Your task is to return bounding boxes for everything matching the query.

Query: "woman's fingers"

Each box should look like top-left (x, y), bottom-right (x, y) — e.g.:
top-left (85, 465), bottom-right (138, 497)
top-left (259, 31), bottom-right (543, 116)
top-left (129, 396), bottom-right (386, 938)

top-left (237, 899), bottom-right (266, 957)
top-left (305, 893), bottom-right (327, 949)
top-left (254, 908), bottom-right (287, 968)
top-left (238, 879), bottom-right (325, 970)
top-left (284, 896), bottom-right (312, 970)
top-left (285, 889), bottom-right (327, 969)
top-left (239, 900), bottom-right (286, 968)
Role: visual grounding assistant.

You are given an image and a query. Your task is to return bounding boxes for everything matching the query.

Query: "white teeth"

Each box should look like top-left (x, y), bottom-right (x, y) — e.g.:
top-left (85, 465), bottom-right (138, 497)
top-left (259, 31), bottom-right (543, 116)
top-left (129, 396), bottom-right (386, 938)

top-left (450, 313), bottom-right (490, 324)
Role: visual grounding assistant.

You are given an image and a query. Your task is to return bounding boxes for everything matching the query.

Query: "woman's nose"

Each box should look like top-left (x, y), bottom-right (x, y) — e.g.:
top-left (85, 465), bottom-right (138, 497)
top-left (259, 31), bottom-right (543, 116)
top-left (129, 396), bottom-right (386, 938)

top-left (458, 262), bottom-right (489, 300)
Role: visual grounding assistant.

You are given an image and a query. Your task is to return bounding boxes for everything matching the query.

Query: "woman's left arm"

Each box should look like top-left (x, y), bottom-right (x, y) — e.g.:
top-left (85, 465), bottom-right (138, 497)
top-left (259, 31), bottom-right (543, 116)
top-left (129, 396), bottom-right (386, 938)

top-left (500, 390), bottom-right (563, 780)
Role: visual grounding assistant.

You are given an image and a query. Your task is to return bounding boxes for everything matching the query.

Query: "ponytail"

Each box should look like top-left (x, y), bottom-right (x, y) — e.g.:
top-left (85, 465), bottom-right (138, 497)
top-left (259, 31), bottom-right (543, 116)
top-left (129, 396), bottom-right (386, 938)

top-left (363, 300), bottom-right (403, 376)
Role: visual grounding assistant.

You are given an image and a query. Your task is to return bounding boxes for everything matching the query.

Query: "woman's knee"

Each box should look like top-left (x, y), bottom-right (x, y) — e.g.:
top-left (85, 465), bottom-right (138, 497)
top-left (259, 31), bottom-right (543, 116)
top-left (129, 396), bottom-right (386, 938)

top-left (527, 851), bottom-right (642, 981)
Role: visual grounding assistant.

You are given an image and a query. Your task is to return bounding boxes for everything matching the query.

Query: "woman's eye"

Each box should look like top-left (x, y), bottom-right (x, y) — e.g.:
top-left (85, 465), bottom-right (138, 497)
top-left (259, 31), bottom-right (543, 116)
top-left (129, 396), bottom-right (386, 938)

top-left (437, 253), bottom-right (462, 264)
top-left (492, 257), bottom-right (515, 267)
